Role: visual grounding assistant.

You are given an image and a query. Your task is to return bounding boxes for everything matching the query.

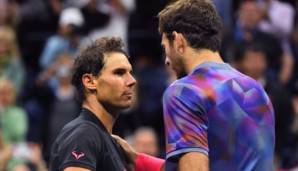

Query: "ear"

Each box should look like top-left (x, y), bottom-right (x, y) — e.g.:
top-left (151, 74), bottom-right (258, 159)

top-left (172, 31), bottom-right (187, 54)
top-left (82, 74), bottom-right (97, 91)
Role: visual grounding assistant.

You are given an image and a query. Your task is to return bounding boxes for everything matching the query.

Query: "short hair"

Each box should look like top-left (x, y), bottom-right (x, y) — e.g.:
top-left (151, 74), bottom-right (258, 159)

top-left (71, 37), bottom-right (128, 101)
top-left (158, 0), bottom-right (222, 52)
top-left (234, 42), bottom-right (267, 63)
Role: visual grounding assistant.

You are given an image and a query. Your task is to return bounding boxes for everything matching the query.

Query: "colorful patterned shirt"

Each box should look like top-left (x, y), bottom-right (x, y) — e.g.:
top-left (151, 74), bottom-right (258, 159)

top-left (163, 62), bottom-right (275, 171)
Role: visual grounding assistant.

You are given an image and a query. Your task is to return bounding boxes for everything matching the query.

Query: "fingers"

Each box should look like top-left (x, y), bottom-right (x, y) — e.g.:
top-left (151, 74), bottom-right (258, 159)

top-left (111, 134), bottom-right (138, 163)
top-left (111, 134), bottom-right (126, 145)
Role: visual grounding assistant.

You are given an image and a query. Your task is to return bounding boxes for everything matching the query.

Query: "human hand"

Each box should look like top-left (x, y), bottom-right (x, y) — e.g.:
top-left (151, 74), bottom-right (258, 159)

top-left (112, 134), bottom-right (139, 165)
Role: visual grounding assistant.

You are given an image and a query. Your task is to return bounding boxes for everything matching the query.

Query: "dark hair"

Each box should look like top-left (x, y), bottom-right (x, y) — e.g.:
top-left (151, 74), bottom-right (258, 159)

top-left (71, 37), bottom-right (128, 101)
top-left (234, 42), bottom-right (267, 63)
top-left (158, 0), bottom-right (222, 52)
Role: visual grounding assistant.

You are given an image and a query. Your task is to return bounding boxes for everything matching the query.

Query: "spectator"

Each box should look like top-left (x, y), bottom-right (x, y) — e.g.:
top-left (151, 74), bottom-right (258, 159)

top-left (131, 127), bottom-right (159, 157)
top-left (234, 42), bottom-right (296, 168)
top-left (39, 7), bottom-right (84, 69)
top-left (0, 79), bottom-right (27, 144)
top-left (39, 54), bottom-right (80, 161)
top-left (0, 79), bottom-right (29, 171)
top-left (80, 0), bottom-right (110, 35)
top-left (0, 26), bottom-right (25, 94)
top-left (258, 0), bottom-right (295, 41)
top-left (213, 0), bottom-right (233, 32)
top-left (88, 0), bottom-right (135, 49)
top-left (10, 143), bottom-right (48, 171)
top-left (16, 0), bottom-right (61, 71)
top-left (0, 132), bottom-right (12, 171)
top-left (222, 1), bottom-right (287, 83)
top-left (257, 0), bottom-right (295, 84)
top-left (0, 0), bottom-right (18, 27)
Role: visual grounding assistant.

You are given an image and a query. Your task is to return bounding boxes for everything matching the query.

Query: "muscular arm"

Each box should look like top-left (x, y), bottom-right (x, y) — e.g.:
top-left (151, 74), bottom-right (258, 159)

top-left (64, 167), bottom-right (91, 171)
top-left (178, 152), bottom-right (209, 171)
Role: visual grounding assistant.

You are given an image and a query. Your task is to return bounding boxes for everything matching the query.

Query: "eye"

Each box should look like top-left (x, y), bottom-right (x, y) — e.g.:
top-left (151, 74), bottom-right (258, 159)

top-left (113, 69), bottom-right (126, 76)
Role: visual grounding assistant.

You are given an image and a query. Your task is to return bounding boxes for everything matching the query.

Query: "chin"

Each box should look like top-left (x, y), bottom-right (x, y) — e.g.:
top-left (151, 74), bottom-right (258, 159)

top-left (117, 102), bottom-right (133, 110)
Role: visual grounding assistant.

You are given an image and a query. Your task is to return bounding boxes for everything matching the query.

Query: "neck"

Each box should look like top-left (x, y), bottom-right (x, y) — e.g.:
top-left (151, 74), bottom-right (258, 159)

top-left (184, 48), bottom-right (224, 74)
top-left (82, 95), bottom-right (117, 133)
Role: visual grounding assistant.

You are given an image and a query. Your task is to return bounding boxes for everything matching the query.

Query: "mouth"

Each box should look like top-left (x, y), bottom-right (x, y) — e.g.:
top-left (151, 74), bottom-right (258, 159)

top-left (123, 92), bottom-right (134, 99)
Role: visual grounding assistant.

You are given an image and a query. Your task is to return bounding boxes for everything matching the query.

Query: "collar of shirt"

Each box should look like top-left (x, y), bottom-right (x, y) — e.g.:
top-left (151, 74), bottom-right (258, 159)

top-left (80, 108), bottom-right (108, 133)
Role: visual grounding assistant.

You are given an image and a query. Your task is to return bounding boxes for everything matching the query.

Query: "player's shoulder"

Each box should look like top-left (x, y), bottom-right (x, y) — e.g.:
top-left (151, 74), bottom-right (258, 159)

top-left (164, 77), bottom-right (203, 100)
top-left (58, 118), bottom-right (102, 142)
top-left (167, 77), bottom-right (195, 91)
top-left (233, 73), bottom-right (264, 90)
top-left (228, 73), bottom-right (270, 100)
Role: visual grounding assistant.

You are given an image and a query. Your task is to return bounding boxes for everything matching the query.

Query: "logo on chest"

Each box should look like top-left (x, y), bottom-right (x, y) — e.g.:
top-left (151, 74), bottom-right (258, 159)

top-left (71, 151), bottom-right (85, 160)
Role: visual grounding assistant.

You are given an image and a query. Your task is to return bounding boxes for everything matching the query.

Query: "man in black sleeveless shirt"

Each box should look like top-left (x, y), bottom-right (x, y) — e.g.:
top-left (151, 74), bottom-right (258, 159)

top-left (50, 37), bottom-right (136, 171)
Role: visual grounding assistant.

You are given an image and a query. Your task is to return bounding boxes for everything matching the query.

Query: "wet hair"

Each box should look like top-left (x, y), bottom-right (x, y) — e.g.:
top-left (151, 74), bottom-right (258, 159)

top-left (158, 0), bottom-right (222, 52)
top-left (71, 37), bottom-right (128, 101)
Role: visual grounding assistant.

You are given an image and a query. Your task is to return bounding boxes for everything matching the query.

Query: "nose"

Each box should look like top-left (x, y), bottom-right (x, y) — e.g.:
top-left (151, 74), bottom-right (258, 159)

top-left (165, 57), bottom-right (170, 66)
top-left (127, 73), bottom-right (137, 87)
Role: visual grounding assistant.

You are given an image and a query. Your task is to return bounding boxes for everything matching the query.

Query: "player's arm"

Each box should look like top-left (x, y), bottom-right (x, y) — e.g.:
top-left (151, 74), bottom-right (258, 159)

top-left (178, 152), bottom-right (209, 171)
top-left (112, 135), bottom-right (165, 171)
top-left (64, 167), bottom-right (91, 171)
top-left (163, 84), bottom-right (209, 171)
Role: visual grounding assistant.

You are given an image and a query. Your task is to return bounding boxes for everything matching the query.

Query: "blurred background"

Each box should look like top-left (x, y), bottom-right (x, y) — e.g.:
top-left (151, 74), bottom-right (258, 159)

top-left (1, 0), bottom-right (298, 170)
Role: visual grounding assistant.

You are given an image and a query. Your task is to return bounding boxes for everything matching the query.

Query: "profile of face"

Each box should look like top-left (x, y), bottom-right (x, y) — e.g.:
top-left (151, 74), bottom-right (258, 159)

top-left (93, 52), bottom-right (136, 110)
top-left (161, 33), bottom-right (187, 79)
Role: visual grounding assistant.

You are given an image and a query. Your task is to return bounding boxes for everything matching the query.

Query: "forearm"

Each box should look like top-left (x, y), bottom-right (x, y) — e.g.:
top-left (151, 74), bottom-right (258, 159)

top-left (135, 153), bottom-right (165, 171)
top-left (178, 152), bottom-right (209, 171)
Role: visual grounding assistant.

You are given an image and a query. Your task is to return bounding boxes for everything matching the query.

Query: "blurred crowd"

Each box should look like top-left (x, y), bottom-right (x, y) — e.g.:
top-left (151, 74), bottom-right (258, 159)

top-left (1, 0), bottom-right (298, 170)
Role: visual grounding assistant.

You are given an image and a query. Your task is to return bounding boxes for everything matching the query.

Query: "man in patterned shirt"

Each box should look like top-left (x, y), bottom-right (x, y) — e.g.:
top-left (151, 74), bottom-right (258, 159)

top-left (158, 0), bottom-right (275, 170)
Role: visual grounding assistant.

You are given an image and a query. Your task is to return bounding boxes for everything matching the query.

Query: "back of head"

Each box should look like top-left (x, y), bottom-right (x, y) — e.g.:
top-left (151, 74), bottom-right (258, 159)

top-left (158, 0), bottom-right (222, 52)
top-left (71, 37), bottom-right (128, 101)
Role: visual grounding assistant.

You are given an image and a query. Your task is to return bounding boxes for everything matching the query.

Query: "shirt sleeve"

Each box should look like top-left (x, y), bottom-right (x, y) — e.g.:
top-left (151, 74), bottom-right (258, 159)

top-left (58, 124), bottom-right (100, 171)
top-left (163, 83), bottom-right (209, 161)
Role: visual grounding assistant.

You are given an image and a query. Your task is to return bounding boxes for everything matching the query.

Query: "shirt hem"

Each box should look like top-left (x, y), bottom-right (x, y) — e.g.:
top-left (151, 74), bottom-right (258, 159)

top-left (167, 147), bottom-right (209, 160)
top-left (60, 161), bottom-right (96, 171)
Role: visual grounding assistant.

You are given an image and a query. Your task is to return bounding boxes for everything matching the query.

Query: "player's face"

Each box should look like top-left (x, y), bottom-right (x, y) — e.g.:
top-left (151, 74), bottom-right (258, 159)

top-left (161, 33), bottom-right (186, 79)
top-left (95, 52), bottom-right (136, 110)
